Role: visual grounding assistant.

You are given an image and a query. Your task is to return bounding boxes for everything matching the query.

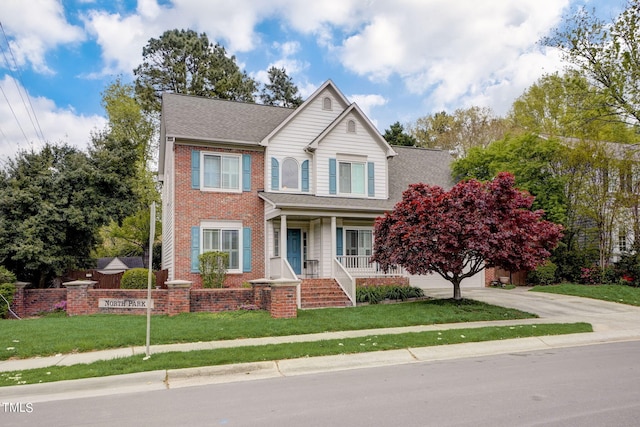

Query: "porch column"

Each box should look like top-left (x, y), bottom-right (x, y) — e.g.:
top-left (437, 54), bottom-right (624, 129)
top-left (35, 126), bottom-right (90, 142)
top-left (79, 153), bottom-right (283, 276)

top-left (331, 216), bottom-right (336, 277)
top-left (280, 215), bottom-right (287, 275)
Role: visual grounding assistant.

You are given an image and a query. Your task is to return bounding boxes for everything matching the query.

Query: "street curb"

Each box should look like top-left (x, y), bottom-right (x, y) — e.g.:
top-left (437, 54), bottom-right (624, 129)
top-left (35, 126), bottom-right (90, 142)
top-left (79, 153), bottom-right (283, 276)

top-left (0, 370), bottom-right (167, 403)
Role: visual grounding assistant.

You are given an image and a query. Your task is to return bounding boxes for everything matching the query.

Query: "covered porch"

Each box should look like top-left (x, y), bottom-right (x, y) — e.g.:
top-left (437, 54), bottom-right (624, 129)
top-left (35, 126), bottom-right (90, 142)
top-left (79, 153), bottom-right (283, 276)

top-left (259, 192), bottom-right (404, 306)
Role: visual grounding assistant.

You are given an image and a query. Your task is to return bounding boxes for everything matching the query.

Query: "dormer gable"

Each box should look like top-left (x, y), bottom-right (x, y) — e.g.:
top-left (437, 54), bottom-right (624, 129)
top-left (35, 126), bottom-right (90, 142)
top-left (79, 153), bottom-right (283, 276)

top-left (260, 80), bottom-right (350, 146)
top-left (305, 103), bottom-right (397, 158)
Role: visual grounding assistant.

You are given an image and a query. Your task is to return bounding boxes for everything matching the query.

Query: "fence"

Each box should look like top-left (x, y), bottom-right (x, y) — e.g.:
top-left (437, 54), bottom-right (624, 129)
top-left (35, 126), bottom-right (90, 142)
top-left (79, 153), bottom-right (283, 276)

top-left (65, 269), bottom-right (169, 289)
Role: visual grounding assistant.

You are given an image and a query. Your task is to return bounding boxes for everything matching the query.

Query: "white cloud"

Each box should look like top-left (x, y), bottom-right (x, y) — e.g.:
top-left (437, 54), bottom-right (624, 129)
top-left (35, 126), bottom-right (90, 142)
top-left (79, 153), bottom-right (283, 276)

top-left (0, 75), bottom-right (105, 161)
top-left (334, 0), bottom-right (571, 113)
top-left (0, 0), bottom-right (84, 73)
top-left (349, 94), bottom-right (388, 117)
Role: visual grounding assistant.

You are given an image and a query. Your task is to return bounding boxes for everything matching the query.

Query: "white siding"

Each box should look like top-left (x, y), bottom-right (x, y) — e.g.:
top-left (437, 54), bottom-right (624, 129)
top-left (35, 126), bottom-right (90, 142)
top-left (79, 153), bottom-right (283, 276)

top-left (161, 138), bottom-right (175, 279)
top-left (315, 112), bottom-right (388, 198)
top-left (266, 90), bottom-right (348, 192)
top-left (409, 271), bottom-right (485, 289)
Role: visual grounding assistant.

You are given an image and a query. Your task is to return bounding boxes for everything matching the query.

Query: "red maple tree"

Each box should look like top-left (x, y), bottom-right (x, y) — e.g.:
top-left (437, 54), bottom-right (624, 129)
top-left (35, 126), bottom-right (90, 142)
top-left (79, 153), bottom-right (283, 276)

top-left (372, 173), bottom-right (563, 300)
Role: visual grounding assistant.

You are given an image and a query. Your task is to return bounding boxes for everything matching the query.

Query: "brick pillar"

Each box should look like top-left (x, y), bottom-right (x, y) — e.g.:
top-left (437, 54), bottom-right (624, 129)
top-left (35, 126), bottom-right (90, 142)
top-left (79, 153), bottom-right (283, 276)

top-left (249, 279), bottom-right (271, 311)
top-left (9, 282), bottom-right (30, 319)
top-left (485, 267), bottom-right (496, 287)
top-left (63, 280), bottom-right (96, 316)
top-left (165, 280), bottom-right (192, 316)
top-left (269, 280), bottom-right (299, 319)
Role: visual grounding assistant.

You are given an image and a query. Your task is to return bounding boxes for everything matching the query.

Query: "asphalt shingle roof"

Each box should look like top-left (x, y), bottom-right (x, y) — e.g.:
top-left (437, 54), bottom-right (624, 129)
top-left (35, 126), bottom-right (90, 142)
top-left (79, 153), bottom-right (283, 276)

top-left (162, 93), bottom-right (295, 143)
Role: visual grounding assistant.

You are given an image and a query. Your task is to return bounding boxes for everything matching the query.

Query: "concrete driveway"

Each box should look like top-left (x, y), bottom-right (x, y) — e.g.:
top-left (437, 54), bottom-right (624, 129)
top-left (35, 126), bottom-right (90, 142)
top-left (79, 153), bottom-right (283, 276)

top-left (424, 286), bottom-right (640, 334)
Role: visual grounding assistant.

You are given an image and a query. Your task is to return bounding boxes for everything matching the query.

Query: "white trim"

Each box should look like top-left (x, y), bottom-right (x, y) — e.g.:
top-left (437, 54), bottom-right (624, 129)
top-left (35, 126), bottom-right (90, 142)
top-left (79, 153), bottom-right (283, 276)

top-left (200, 151), bottom-right (242, 193)
top-left (200, 220), bottom-right (243, 274)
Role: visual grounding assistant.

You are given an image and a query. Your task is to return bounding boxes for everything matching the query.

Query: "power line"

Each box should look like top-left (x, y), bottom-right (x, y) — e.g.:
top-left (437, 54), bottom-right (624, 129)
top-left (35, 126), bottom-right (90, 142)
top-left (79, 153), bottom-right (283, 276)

top-left (0, 84), bottom-right (30, 146)
top-left (0, 21), bottom-right (46, 144)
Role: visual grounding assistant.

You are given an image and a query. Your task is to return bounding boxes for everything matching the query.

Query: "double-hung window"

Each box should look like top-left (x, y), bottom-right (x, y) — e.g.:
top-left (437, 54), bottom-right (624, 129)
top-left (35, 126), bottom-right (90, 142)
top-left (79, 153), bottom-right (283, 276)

top-left (202, 153), bottom-right (240, 191)
top-left (202, 227), bottom-right (240, 271)
top-left (339, 161), bottom-right (365, 195)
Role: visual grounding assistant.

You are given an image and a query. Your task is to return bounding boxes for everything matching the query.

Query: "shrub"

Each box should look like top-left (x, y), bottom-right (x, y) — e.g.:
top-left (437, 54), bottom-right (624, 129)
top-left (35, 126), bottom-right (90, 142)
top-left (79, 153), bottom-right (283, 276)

top-left (0, 266), bottom-right (16, 285)
top-left (614, 253), bottom-right (640, 287)
top-left (0, 283), bottom-right (16, 318)
top-left (121, 268), bottom-right (156, 289)
top-left (356, 285), bottom-right (424, 304)
top-left (527, 261), bottom-right (558, 285)
top-left (199, 251), bottom-right (228, 288)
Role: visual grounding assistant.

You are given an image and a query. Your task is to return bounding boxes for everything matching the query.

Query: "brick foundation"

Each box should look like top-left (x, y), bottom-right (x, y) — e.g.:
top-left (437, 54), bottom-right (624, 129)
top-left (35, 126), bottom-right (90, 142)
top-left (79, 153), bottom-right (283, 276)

top-left (355, 277), bottom-right (410, 287)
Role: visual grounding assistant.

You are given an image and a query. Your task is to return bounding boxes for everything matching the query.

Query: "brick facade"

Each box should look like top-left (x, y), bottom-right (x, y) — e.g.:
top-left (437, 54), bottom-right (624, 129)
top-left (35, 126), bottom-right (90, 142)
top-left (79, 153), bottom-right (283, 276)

top-left (173, 144), bottom-right (265, 288)
top-left (355, 277), bottom-right (410, 287)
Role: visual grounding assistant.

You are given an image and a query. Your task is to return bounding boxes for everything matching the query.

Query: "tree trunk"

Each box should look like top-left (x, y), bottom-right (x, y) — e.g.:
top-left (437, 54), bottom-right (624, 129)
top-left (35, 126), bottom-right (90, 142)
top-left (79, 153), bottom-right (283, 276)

top-left (452, 279), bottom-right (462, 300)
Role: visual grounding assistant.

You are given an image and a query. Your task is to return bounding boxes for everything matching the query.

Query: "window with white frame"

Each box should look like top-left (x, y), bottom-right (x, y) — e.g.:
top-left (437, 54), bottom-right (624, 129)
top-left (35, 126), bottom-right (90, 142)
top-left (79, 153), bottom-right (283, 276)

top-left (202, 225), bottom-right (240, 271)
top-left (281, 157), bottom-right (299, 190)
top-left (347, 119), bottom-right (356, 133)
top-left (202, 152), bottom-right (240, 191)
top-left (323, 97), bottom-right (332, 110)
top-left (619, 231), bottom-right (628, 253)
top-left (273, 229), bottom-right (280, 257)
top-left (339, 161), bottom-right (366, 195)
top-left (346, 229), bottom-right (372, 257)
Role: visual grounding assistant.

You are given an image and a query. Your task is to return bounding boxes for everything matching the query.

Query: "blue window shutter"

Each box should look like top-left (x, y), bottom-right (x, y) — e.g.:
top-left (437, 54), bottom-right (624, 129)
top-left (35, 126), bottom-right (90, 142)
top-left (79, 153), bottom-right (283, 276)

top-left (329, 158), bottom-right (337, 195)
top-left (191, 226), bottom-right (200, 272)
top-left (243, 227), bottom-right (252, 272)
top-left (242, 154), bottom-right (251, 192)
top-left (336, 227), bottom-right (343, 256)
top-left (191, 150), bottom-right (200, 189)
top-left (301, 160), bottom-right (309, 192)
top-left (271, 157), bottom-right (279, 191)
top-left (367, 162), bottom-right (375, 196)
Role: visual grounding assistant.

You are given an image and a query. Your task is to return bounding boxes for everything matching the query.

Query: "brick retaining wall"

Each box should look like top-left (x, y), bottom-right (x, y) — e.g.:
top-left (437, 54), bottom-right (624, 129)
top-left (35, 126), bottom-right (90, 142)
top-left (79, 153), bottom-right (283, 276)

top-left (8, 280), bottom-right (298, 319)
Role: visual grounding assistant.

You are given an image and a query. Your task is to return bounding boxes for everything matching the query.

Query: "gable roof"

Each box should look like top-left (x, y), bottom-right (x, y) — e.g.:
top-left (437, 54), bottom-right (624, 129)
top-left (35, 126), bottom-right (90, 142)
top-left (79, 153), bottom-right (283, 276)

top-left (305, 103), bottom-right (397, 158)
top-left (161, 93), bottom-right (295, 144)
top-left (388, 146), bottom-right (455, 196)
top-left (260, 80), bottom-right (351, 146)
top-left (97, 257), bottom-right (144, 271)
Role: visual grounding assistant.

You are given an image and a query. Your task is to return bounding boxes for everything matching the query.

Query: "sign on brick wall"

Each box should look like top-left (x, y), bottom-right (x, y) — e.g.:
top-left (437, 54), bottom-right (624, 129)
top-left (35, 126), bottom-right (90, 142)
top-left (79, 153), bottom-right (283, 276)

top-left (98, 298), bottom-right (154, 309)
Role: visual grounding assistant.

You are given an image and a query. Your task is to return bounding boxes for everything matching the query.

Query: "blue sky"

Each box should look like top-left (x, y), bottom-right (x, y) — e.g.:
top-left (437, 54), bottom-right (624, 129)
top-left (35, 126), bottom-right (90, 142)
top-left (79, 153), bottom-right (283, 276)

top-left (0, 0), bottom-right (625, 162)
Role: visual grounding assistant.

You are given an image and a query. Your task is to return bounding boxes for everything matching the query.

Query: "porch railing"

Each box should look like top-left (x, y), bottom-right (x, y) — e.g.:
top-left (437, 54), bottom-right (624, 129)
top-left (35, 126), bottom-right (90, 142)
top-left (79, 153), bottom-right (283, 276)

top-left (333, 258), bottom-right (356, 306)
top-left (337, 255), bottom-right (406, 277)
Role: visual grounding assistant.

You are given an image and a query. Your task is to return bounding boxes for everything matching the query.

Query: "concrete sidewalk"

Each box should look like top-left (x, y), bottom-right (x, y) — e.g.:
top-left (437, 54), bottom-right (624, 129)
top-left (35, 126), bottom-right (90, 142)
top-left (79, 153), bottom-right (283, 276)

top-left (3, 288), bottom-right (640, 402)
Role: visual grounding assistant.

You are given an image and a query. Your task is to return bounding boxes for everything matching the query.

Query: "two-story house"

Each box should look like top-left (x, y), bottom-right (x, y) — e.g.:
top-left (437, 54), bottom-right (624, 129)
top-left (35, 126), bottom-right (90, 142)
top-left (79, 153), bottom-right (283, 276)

top-left (158, 80), bottom-right (484, 308)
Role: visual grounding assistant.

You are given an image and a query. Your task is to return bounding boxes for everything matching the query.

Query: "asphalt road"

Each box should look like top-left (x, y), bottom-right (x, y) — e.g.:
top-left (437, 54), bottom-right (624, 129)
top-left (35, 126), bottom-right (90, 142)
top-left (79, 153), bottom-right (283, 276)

top-left (3, 340), bottom-right (640, 427)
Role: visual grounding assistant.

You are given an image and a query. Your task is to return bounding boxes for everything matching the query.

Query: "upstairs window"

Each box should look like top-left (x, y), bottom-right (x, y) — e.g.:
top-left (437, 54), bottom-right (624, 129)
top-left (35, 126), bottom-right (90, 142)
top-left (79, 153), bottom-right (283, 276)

top-left (339, 161), bottom-right (366, 195)
top-left (282, 158), bottom-right (299, 190)
top-left (323, 97), bottom-right (332, 110)
top-left (347, 119), bottom-right (356, 133)
top-left (202, 153), bottom-right (240, 191)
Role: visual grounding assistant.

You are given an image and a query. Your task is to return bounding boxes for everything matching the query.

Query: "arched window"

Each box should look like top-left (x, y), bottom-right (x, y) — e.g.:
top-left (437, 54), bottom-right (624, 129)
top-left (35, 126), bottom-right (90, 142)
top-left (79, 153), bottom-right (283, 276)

top-left (323, 97), bottom-right (332, 110)
top-left (347, 119), bottom-right (356, 133)
top-left (282, 158), bottom-right (299, 190)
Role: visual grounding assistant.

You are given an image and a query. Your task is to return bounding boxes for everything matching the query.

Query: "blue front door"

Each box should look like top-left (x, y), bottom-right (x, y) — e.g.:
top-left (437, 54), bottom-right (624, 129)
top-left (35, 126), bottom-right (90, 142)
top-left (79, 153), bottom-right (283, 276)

top-left (287, 229), bottom-right (302, 275)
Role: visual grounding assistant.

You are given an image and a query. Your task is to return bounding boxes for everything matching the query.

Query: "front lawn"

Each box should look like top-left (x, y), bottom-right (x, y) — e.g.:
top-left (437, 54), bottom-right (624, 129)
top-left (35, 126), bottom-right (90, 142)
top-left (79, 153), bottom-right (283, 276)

top-left (0, 322), bottom-right (591, 387)
top-left (0, 299), bottom-right (536, 360)
top-left (531, 284), bottom-right (640, 306)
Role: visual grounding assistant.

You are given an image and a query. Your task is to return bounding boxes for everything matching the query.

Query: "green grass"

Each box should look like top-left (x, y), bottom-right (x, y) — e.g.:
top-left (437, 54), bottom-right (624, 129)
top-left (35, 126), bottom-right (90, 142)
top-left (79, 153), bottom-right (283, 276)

top-left (0, 299), bottom-right (536, 360)
top-left (0, 322), bottom-right (592, 387)
top-left (531, 284), bottom-right (640, 306)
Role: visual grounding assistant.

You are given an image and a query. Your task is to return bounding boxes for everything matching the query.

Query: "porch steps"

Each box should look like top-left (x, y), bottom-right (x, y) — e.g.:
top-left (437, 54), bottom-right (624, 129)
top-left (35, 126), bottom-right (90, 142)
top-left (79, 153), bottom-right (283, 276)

top-left (300, 279), bottom-right (352, 309)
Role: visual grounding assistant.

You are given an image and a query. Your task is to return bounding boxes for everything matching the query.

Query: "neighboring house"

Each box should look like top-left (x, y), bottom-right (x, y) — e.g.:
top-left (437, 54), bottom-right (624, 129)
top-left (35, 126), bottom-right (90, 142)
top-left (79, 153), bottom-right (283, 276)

top-left (96, 257), bottom-right (145, 274)
top-left (158, 80), bottom-right (484, 307)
